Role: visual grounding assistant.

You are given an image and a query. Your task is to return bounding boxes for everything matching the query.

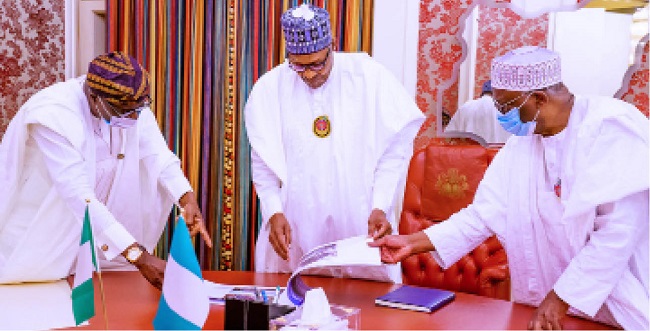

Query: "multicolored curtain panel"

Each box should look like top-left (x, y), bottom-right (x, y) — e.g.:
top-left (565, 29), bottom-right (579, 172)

top-left (107, 0), bottom-right (373, 271)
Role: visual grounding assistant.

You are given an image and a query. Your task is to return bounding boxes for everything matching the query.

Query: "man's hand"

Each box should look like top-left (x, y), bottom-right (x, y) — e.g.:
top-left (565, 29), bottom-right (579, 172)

top-left (268, 213), bottom-right (291, 260)
top-left (367, 209), bottom-right (392, 240)
top-left (133, 252), bottom-right (166, 290)
top-left (368, 234), bottom-right (413, 264)
top-left (179, 191), bottom-right (212, 248)
top-left (368, 232), bottom-right (434, 264)
top-left (528, 290), bottom-right (569, 330)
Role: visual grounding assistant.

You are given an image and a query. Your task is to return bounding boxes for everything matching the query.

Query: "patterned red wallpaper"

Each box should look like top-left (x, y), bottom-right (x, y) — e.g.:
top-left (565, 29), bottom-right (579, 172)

top-left (416, 0), bottom-right (476, 150)
top-left (618, 36), bottom-right (649, 117)
top-left (415, 1), bottom-right (548, 150)
top-left (0, 1), bottom-right (65, 136)
top-left (473, 7), bottom-right (548, 97)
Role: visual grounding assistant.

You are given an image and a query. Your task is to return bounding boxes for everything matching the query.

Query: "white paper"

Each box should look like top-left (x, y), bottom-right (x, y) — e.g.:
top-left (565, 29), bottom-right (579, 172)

top-left (0, 280), bottom-right (78, 330)
top-left (282, 235), bottom-right (383, 305)
top-left (203, 280), bottom-right (235, 300)
top-left (204, 280), bottom-right (285, 305)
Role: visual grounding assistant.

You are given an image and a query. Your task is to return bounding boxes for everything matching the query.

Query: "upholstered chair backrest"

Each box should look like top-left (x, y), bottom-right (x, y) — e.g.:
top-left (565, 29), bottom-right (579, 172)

top-left (399, 137), bottom-right (509, 300)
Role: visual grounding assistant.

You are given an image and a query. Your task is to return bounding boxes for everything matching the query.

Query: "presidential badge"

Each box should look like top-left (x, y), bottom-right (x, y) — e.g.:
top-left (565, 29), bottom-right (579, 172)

top-left (313, 115), bottom-right (331, 138)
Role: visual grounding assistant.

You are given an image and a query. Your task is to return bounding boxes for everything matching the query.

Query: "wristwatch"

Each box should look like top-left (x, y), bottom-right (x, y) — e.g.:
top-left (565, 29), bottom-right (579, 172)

top-left (125, 244), bottom-right (144, 264)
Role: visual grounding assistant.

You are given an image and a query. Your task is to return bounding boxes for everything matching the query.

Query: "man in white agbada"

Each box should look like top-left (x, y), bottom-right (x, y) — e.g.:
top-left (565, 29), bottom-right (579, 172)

top-left (370, 46), bottom-right (648, 329)
top-left (0, 52), bottom-right (211, 289)
top-left (245, 4), bottom-right (424, 282)
top-left (445, 80), bottom-right (511, 144)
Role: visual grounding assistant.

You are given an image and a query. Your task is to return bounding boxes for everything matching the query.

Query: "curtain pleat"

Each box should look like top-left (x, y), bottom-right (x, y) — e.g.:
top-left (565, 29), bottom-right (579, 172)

top-left (106, 0), bottom-right (373, 270)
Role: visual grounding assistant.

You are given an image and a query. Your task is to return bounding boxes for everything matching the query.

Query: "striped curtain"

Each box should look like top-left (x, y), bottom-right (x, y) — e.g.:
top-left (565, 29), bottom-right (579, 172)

top-left (107, 0), bottom-right (373, 271)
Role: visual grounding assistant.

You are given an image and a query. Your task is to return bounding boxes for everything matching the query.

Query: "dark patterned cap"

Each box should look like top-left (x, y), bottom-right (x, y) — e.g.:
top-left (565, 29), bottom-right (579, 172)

top-left (481, 80), bottom-right (492, 94)
top-left (281, 4), bottom-right (332, 55)
top-left (86, 51), bottom-right (149, 106)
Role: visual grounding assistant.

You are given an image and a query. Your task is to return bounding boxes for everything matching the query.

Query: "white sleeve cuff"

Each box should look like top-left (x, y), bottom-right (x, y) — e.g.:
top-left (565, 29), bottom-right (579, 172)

top-left (553, 262), bottom-right (608, 317)
top-left (95, 222), bottom-right (137, 261)
top-left (261, 195), bottom-right (283, 225)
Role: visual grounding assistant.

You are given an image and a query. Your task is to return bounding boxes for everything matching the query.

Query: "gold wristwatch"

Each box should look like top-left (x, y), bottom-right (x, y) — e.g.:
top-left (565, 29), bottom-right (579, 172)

top-left (125, 244), bottom-right (144, 264)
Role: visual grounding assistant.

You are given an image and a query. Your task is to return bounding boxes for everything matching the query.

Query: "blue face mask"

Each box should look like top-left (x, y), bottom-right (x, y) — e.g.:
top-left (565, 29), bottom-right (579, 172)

top-left (496, 93), bottom-right (540, 136)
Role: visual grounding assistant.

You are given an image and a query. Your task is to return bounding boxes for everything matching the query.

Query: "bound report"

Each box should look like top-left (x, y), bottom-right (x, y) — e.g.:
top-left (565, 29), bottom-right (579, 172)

top-left (375, 285), bottom-right (455, 313)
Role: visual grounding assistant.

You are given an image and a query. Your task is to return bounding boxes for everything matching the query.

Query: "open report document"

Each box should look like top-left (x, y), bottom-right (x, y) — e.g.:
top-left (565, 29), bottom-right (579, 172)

top-left (204, 235), bottom-right (385, 306)
top-left (282, 235), bottom-right (384, 305)
top-left (0, 279), bottom-right (78, 329)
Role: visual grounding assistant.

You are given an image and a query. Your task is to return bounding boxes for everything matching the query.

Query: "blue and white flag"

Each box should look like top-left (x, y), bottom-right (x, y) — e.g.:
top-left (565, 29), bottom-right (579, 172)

top-left (153, 216), bottom-right (209, 330)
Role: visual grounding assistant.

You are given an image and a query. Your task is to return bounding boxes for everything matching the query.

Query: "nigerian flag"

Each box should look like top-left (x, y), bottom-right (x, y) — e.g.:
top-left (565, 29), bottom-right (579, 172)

top-left (71, 205), bottom-right (97, 325)
top-left (153, 216), bottom-right (209, 330)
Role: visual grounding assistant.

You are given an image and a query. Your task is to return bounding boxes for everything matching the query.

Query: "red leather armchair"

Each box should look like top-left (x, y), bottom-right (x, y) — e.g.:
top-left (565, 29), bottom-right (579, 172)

top-left (399, 137), bottom-right (510, 300)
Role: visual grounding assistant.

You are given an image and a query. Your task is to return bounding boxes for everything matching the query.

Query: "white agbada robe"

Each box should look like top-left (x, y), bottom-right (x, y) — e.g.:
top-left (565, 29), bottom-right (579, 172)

top-left (426, 95), bottom-right (649, 329)
top-left (245, 52), bottom-right (424, 282)
top-left (0, 77), bottom-right (192, 283)
top-left (445, 95), bottom-right (511, 144)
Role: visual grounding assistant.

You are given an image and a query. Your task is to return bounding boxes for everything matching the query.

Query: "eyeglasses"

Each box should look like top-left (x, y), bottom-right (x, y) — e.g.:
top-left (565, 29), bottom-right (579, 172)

top-left (100, 97), bottom-right (151, 118)
top-left (288, 48), bottom-right (331, 73)
top-left (492, 92), bottom-right (532, 113)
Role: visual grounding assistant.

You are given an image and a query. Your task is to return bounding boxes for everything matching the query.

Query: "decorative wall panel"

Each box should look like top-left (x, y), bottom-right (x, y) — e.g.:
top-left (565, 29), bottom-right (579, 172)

top-left (617, 36), bottom-right (649, 117)
top-left (415, 1), bottom-right (547, 149)
top-left (0, 1), bottom-right (65, 136)
top-left (473, 6), bottom-right (548, 97)
top-left (416, 0), bottom-right (476, 150)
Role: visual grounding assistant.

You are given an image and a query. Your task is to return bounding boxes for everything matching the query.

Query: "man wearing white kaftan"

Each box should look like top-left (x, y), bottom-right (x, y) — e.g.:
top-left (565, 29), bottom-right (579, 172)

top-left (446, 95), bottom-right (511, 144)
top-left (0, 52), bottom-right (209, 288)
top-left (245, 4), bottom-right (424, 282)
top-left (428, 95), bottom-right (648, 329)
top-left (370, 46), bottom-right (648, 329)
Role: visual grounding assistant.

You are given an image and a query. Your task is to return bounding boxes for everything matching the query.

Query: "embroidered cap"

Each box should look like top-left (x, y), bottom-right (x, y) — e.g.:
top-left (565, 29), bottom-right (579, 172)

top-left (491, 46), bottom-right (562, 91)
top-left (281, 4), bottom-right (332, 55)
top-left (86, 51), bottom-right (150, 107)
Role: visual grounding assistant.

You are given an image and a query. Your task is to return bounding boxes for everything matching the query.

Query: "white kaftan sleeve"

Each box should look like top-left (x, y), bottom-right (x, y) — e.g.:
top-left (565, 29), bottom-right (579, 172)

top-left (251, 149), bottom-right (283, 225)
top-left (30, 125), bottom-right (135, 261)
top-left (553, 190), bottom-right (649, 317)
top-left (137, 109), bottom-right (192, 203)
top-left (371, 125), bottom-right (417, 213)
top-left (158, 165), bottom-right (193, 203)
top-left (371, 63), bottom-right (424, 214)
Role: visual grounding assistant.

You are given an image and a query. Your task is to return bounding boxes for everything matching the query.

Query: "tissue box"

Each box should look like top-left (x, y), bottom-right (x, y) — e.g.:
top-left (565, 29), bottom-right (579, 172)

top-left (269, 304), bottom-right (360, 330)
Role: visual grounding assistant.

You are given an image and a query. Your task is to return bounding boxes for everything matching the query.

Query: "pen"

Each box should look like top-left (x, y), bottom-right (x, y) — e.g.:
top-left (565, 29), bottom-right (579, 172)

top-left (261, 289), bottom-right (268, 303)
top-left (274, 286), bottom-right (281, 304)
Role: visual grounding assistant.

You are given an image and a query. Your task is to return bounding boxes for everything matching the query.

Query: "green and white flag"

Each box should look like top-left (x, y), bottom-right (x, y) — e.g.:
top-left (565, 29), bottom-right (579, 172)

top-left (71, 205), bottom-right (97, 325)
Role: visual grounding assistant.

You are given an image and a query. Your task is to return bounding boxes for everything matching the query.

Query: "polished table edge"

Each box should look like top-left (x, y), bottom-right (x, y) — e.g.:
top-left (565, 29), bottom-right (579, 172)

top-left (64, 270), bottom-right (615, 330)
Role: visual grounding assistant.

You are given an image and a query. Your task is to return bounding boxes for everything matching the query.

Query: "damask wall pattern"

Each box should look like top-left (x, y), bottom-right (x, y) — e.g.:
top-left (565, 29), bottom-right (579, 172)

top-left (618, 36), bottom-right (649, 117)
top-left (0, 1), bottom-right (65, 136)
top-left (416, 0), bottom-right (476, 150)
top-left (473, 7), bottom-right (548, 97)
top-left (415, 0), bottom-right (548, 149)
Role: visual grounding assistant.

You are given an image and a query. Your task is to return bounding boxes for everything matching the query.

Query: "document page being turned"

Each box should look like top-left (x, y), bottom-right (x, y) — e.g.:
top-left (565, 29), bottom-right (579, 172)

top-left (276, 235), bottom-right (392, 306)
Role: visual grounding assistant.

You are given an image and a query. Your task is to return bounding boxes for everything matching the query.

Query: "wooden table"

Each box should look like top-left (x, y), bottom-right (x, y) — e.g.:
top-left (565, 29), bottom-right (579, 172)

top-left (73, 271), bottom-right (614, 330)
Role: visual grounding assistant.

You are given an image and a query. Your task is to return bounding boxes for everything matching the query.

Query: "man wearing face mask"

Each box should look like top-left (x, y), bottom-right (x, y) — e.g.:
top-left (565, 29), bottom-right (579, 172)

top-left (370, 46), bottom-right (648, 329)
top-left (0, 51), bottom-right (211, 289)
top-left (245, 3), bottom-right (424, 282)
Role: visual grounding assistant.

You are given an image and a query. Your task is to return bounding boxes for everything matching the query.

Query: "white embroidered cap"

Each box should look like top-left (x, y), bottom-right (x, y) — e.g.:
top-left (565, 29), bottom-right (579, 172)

top-left (281, 4), bottom-right (332, 55)
top-left (491, 46), bottom-right (562, 91)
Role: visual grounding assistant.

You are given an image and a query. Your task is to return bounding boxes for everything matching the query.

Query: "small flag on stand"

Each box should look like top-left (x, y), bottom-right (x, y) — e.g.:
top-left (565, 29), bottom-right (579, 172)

top-left (71, 205), bottom-right (97, 325)
top-left (153, 215), bottom-right (209, 330)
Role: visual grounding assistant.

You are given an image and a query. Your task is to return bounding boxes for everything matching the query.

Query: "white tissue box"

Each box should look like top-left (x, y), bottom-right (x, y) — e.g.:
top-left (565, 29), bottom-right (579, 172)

top-left (269, 304), bottom-right (360, 330)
